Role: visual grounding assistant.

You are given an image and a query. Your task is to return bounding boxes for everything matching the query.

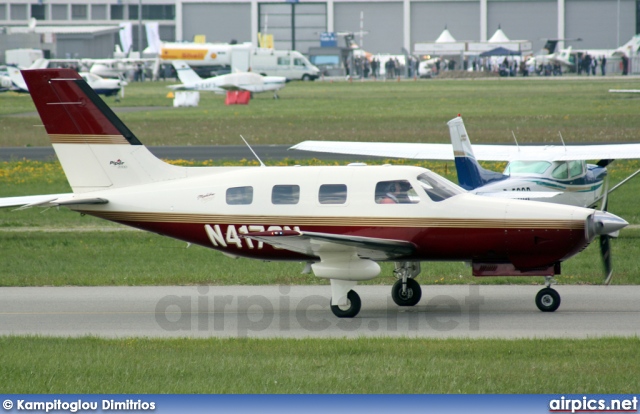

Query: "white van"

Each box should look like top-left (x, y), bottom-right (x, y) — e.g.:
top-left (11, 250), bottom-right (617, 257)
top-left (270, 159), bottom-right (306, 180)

top-left (250, 49), bottom-right (320, 81)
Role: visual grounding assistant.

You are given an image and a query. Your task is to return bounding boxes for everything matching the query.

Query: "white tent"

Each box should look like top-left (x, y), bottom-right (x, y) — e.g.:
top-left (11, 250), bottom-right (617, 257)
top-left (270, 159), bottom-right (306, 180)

top-left (435, 28), bottom-right (456, 43)
top-left (414, 28), bottom-right (465, 55)
top-left (488, 28), bottom-right (510, 43)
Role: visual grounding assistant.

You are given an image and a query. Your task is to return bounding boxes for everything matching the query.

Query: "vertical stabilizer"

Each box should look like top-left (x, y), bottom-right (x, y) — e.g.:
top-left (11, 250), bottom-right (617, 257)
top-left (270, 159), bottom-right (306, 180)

top-left (22, 69), bottom-right (187, 193)
top-left (172, 61), bottom-right (204, 85)
top-left (7, 66), bottom-right (28, 92)
top-left (447, 116), bottom-right (507, 190)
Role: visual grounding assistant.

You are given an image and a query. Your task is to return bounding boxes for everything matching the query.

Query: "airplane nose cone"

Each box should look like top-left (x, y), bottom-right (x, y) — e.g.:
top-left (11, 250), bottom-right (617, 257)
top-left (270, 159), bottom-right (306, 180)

top-left (587, 211), bottom-right (628, 239)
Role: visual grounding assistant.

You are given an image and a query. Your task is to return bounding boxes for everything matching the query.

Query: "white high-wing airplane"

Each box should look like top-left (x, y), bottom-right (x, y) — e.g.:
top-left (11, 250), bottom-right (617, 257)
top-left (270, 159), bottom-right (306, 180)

top-left (290, 116), bottom-right (640, 208)
top-left (168, 61), bottom-right (287, 99)
top-left (527, 35), bottom-right (640, 72)
top-left (1, 69), bottom-right (628, 317)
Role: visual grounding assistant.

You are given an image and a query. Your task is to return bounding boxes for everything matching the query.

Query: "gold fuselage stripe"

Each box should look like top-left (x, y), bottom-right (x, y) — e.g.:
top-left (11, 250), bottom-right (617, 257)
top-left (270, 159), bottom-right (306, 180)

top-left (50, 134), bottom-right (129, 145)
top-left (78, 210), bottom-right (585, 230)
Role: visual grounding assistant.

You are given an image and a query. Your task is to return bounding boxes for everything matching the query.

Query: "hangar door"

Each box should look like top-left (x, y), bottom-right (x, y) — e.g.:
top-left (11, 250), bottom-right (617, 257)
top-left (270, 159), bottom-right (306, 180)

top-left (259, 3), bottom-right (326, 54)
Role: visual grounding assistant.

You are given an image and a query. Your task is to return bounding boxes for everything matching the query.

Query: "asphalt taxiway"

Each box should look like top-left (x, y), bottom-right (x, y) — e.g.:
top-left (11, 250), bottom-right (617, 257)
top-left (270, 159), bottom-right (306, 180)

top-left (1, 285), bottom-right (638, 338)
top-left (0, 145), bottom-right (372, 162)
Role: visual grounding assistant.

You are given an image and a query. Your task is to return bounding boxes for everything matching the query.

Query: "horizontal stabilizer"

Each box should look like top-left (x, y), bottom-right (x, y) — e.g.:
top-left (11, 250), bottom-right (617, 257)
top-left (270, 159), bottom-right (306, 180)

top-left (4, 194), bottom-right (109, 210)
top-left (0, 194), bottom-right (72, 209)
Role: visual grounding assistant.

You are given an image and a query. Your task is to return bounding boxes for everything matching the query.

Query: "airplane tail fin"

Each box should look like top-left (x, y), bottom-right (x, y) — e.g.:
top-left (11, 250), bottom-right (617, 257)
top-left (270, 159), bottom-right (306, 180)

top-left (29, 58), bottom-right (49, 69)
top-left (447, 116), bottom-right (507, 190)
top-left (172, 61), bottom-right (203, 84)
top-left (22, 68), bottom-right (187, 193)
top-left (7, 66), bottom-right (28, 92)
top-left (614, 34), bottom-right (640, 57)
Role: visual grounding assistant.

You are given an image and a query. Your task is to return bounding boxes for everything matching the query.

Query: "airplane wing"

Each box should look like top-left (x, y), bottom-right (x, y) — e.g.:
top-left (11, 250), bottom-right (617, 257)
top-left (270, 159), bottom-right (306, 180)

top-left (243, 229), bottom-right (416, 261)
top-left (290, 141), bottom-right (640, 162)
top-left (218, 83), bottom-right (245, 92)
top-left (0, 193), bottom-right (107, 210)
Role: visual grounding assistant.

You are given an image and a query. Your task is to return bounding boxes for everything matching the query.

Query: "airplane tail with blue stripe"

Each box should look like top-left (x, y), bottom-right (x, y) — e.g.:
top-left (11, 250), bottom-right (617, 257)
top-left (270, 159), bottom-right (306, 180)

top-left (447, 116), bottom-right (507, 191)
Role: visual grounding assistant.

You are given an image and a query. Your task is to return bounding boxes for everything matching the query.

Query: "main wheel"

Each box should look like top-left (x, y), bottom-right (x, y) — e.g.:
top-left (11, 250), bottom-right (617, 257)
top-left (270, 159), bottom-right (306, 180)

top-left (391, 278), bottom-right (422, 306)
top-left (535, 287), bottom-right (561, 312)
top-left (330, 290), bottom-right (361, 318)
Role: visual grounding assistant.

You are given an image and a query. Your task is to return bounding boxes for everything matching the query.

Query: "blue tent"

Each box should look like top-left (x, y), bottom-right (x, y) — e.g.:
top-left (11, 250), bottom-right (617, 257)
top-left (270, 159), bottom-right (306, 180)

top-left (479, 47), bottom-right (520, 57)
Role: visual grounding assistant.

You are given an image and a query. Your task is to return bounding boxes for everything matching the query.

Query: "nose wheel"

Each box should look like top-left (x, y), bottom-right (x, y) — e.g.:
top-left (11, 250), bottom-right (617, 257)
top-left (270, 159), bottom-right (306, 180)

top-left (535, 287), bottom-right (561, 312)
top-left (330, 290), bottom-right (361, 318)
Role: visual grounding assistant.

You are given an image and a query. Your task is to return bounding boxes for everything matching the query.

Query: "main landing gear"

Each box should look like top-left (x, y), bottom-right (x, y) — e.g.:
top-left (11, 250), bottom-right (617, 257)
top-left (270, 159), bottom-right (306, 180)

top-left (391, 262), bottom-right (422, 306)
top-left (328, 261), bottom-right (423, 318)
top-left (535, 277), bottom-right (561, 312)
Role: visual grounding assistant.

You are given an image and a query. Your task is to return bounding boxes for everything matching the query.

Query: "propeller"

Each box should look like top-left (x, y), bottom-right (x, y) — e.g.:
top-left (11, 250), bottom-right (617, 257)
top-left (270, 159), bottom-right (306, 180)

top-left (599, 177), bottom-right (613, 285)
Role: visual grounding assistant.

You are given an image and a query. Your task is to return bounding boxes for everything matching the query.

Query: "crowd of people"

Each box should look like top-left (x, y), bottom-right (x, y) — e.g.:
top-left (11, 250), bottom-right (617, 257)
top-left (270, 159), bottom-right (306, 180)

top-left (346, 55), bottom-right (421, 79)
top-left (342, 51), bottom-right (632, 79)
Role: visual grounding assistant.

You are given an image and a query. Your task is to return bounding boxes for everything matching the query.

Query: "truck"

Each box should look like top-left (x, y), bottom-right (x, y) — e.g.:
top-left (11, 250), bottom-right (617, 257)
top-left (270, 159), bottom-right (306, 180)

top-left (246, 48), bottom-right (320, 81)
top-left (159, 42), bottom-right (320, 81)
top-left (4, 48), bottom-right (44, 68)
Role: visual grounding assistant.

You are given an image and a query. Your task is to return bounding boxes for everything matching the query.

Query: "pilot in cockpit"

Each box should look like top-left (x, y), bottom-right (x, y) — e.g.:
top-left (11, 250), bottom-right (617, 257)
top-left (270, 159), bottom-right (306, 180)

top-left (376, 180), bottom-right (412, 204)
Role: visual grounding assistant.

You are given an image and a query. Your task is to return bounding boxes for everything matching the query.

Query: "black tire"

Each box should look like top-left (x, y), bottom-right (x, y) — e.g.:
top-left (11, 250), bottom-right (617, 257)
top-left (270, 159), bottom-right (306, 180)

top-left (391, 278), bottom-right (422, 306)
top-left (330, 290), bottom-right (361, 318)
top-left (301, 74), bottom-right (312, 81)
top-left (535, 288), bottom-right (561, 312)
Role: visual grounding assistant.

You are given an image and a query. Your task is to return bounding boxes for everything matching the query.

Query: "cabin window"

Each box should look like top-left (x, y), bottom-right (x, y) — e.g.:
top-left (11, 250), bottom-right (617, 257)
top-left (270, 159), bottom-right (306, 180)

top-left (226, 186), bottom-right (253, 205)
top-left (277, 57), bottom-right (290, 66)
top-left (319, 184), bottom-right (347, 204)
top-left (568, 160), bottom-right (584, 178)
top-left (551, 162), bottom-right (569, 179)
top-left (272, 185), bottom-right (300, 205)
top-left (294, 58), bottom-right (305, 67)
top-left (375, 180), bottom-right (419, 204)
top-left (417, 172), bottom-right (464, 202)
top-left (504, 161), bottom-right (551, 175)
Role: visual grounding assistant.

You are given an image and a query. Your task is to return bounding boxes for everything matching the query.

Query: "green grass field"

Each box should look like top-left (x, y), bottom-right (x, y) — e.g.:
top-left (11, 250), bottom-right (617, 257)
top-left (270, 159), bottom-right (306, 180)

top-left (1, 336), bottom-right (638, 393)
top-left (2, 77), bottom-right (640, 147)
top-left (1, 77), bottom-right (640, 394)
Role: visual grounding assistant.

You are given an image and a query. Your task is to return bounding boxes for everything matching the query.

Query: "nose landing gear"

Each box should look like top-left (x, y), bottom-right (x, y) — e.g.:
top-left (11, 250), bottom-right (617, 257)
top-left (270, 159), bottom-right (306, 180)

top-left (535, 277), bottom-right (561, 312)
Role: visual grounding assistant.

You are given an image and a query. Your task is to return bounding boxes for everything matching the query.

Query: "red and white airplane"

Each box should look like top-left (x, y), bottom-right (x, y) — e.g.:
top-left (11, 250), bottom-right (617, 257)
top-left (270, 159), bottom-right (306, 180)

top-left (1, 69), bottom-right (628, 318)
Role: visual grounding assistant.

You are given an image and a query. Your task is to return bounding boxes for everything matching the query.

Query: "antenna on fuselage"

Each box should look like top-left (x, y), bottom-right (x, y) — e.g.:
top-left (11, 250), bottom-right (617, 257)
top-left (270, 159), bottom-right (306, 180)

top-left (511, 131), bottom-right (520, 151)
top-left (240, 135), bottom-right (266, 167)
top-left (558, 132), bottom-right (567, 152)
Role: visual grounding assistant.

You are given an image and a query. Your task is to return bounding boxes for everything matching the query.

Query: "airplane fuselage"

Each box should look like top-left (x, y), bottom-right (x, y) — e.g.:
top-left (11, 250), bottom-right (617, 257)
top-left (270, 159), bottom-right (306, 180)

top-left (486, 161), bottom-right (608, 207)
top-left (71, 165), bottom-right (592, 271)
top-left (13, 68), bottom-right (630, 317)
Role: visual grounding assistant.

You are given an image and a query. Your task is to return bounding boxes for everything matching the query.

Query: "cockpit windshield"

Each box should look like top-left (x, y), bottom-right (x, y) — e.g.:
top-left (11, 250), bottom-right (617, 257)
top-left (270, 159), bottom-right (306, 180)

top-left (417, 171), bottom-right (465, 202)
top-left (504, 161), bottom-right (552, 175)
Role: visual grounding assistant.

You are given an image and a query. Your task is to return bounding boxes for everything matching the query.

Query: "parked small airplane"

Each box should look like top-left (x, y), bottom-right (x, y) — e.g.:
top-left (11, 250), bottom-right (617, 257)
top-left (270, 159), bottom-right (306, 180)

top-left (4, 63), bottom-right (125, 96)
top-left (168, 61), bottom-right (287, 98)
top-left (0, 67), bottom-right (11, 92)
top-left (527, 35), bottom-right (640, 73)
top-left (1, 69), bottom-right (627, 317)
